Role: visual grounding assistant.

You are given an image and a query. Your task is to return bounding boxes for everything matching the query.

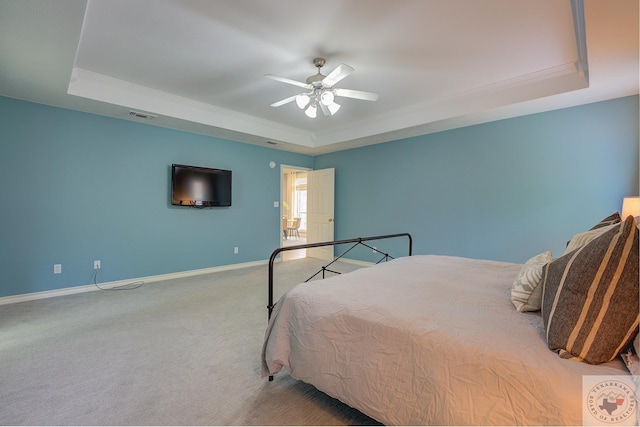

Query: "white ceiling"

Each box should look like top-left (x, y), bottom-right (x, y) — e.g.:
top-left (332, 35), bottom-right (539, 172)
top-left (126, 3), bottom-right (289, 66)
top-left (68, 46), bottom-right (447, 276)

top-left (0, 0), bottom-right (638, 155)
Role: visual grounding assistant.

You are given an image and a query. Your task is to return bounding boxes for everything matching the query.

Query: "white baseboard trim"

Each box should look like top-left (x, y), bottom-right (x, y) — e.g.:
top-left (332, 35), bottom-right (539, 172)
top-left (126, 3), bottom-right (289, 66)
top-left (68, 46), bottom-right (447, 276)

top-left (0, 260), bottom-right (268, 306)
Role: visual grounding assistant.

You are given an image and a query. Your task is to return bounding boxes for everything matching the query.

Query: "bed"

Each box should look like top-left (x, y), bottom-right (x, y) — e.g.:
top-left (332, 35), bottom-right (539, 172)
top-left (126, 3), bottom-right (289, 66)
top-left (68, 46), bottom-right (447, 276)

top-left (261, 216), bottom-right (639, 425)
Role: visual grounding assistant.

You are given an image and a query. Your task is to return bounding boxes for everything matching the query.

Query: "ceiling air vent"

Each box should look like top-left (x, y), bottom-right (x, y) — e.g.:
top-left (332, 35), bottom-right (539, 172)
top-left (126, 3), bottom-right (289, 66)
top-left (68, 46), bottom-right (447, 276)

top-left (128, 110), bottom-right (157, 120)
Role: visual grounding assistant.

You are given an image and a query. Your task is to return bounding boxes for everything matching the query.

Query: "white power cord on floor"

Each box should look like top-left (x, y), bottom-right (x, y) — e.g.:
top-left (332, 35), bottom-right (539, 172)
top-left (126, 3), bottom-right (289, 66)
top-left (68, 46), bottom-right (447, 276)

top-left (93, 267), bottom-right (144, 291)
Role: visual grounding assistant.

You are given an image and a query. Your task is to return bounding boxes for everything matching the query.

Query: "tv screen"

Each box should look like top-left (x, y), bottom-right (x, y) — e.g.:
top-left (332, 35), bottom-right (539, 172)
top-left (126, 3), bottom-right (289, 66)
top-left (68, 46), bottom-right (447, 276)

top-left (171, 164), bottom-right (232, 207)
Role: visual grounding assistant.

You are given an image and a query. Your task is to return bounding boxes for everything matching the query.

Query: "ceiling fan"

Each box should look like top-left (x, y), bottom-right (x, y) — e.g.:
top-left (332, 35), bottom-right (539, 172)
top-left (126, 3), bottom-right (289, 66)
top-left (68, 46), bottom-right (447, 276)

top-left (265, 58), bottom-right (379, 118)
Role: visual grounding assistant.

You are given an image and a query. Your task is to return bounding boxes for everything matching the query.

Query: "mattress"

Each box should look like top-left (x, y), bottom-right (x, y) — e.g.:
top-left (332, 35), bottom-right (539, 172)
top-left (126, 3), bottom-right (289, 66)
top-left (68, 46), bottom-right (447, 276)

top-left (261, 255), bottom-right (629, 425)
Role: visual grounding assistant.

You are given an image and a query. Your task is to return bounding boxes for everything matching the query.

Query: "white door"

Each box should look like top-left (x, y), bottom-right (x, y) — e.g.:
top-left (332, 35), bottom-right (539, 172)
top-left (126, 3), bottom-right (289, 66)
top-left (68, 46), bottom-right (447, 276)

top-left (306, 168), bottom-right (335, 260)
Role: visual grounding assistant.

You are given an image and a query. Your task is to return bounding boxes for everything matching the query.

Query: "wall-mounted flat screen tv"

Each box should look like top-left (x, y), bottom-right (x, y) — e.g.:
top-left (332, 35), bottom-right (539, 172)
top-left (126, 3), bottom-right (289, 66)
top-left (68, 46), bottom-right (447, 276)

top-left (171, 164), bottom-right (232, 207)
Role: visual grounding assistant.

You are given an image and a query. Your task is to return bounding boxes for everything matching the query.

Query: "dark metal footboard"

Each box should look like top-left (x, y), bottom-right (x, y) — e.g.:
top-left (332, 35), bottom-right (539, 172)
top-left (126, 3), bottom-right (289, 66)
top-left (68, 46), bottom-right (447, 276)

top-left (265, 233), bottom-right (412, 381)
top-left (268, 233), bottom-right (412, 320)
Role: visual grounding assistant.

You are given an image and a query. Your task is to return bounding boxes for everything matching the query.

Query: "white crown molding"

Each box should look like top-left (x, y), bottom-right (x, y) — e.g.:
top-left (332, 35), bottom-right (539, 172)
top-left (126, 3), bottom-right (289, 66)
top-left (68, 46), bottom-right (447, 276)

top-left (313, 61), bottom-right (588, 148)
top-left (69, 59), bottom-right (588, 151)
top-left (68, 68), bottom-right (315, 147)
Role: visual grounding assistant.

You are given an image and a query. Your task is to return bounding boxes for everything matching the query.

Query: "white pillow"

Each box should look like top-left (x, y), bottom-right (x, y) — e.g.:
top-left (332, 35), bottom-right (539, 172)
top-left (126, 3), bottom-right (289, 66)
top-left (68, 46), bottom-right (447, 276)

top-left (621, 335), bottom-right (640, 376)
top-left (563, 222), bottom-right (619, 255)
top-left (511, 251), bottom-right (553, 312)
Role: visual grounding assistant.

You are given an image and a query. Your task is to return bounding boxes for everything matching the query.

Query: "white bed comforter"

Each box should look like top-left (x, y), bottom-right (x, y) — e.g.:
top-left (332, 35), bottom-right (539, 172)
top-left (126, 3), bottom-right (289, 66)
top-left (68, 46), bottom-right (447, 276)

top-left (261, 255), bottom-right (629, 425)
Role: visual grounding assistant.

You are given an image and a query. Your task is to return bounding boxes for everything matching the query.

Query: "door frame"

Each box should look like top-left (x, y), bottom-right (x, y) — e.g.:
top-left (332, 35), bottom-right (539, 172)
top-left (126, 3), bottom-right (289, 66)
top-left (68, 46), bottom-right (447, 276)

top-left (280, 164), bottom-right (312, 249)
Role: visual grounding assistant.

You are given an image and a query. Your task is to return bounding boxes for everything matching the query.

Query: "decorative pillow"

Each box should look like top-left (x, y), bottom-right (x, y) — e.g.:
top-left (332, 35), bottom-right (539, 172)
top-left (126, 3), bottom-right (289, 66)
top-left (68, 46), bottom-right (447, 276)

top-left (589, 212), bottom-right (622, 230)
top-left (563, 222), bottom-right (619, 255)
top-left (542, 215), bottom-right (639, 364)
top-left (565, 212), bottom-right (621, 248)
top-left (621, 333), bottom-right (640, 376)
top-left (621, 351), bottom-right (640, 376)
top-left (511, 251), bottom-right (553, 312)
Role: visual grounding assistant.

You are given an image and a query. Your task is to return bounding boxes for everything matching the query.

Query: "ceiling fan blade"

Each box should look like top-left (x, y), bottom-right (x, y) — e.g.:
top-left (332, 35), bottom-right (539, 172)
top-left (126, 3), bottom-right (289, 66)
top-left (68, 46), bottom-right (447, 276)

top-left (322, 64), bottom-right (354, 87)
top-left (334, 88), bottom-right (379, 101)
top-left (270, 95), bottom-right (297, 107)
top-left (265, 74), bottom-right (311, 89)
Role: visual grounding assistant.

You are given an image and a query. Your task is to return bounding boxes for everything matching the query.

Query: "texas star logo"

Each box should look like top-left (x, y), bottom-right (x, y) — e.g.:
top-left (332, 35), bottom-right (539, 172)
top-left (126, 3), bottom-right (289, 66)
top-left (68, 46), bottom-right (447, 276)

top-left (587, 381), bottom-right (637, 424)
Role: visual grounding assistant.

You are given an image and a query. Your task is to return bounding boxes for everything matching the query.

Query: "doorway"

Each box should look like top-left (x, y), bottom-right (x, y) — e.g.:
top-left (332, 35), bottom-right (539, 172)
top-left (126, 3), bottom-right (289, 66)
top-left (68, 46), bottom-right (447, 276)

top-left (281, 166), bottom-right (310, 260)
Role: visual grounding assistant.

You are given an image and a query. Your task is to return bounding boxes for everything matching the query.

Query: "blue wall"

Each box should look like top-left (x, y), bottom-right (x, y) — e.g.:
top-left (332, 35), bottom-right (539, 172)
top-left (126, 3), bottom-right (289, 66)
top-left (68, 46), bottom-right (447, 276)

top-left (0, 97), bottom-right (312, 298)
top-left (1, 95), bottom-right (638, 298)
top-left (314, 96), bottom-right (639, 263)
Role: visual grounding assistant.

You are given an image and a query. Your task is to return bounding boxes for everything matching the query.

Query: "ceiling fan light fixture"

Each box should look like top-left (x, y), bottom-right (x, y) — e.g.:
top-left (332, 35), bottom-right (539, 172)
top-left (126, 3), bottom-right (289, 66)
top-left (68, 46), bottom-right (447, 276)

top-left (327, 102), bottom-right (341, 115)
top-left (295, 93), bottom-right (310, 109)
top-left (305, 103), bottom-right (317, 118)
top-left (320, 90), bottom-right (335, 106)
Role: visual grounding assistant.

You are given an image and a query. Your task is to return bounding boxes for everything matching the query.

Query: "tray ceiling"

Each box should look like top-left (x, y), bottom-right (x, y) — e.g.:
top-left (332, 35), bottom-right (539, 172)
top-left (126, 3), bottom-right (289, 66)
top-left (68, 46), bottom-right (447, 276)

top-left (0, 0), bottom-right (638, 154)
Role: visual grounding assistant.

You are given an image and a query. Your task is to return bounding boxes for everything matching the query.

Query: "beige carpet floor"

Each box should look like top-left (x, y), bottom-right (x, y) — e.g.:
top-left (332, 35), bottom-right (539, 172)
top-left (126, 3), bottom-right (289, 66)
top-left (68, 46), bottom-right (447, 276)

top-left (0, 257), bottom-right (382, 425)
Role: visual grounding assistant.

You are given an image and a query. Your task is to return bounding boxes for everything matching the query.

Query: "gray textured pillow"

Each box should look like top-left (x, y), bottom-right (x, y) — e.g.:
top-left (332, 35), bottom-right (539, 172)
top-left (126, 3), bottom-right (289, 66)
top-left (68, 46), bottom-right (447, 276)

top-left (563, 222), bottom-right (618, 255)
top-left (511, 251), bottom-right (552, 312)
top-left (565, 212), bottom-right (622, 248)
top-left (542, 216), bottom-right (639, 364)
top-left (589, 212), bottom-right (622, 230)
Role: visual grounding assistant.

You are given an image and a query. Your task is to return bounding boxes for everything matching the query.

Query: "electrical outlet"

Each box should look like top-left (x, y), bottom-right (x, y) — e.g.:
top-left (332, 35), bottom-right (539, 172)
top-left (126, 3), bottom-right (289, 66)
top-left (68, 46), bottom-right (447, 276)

top-left (94, 260), bottom-right (101, 270)
top-left (234, 247), bottom-right (239, 254)
top-left (54, 264), bottom-right (61, 274)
